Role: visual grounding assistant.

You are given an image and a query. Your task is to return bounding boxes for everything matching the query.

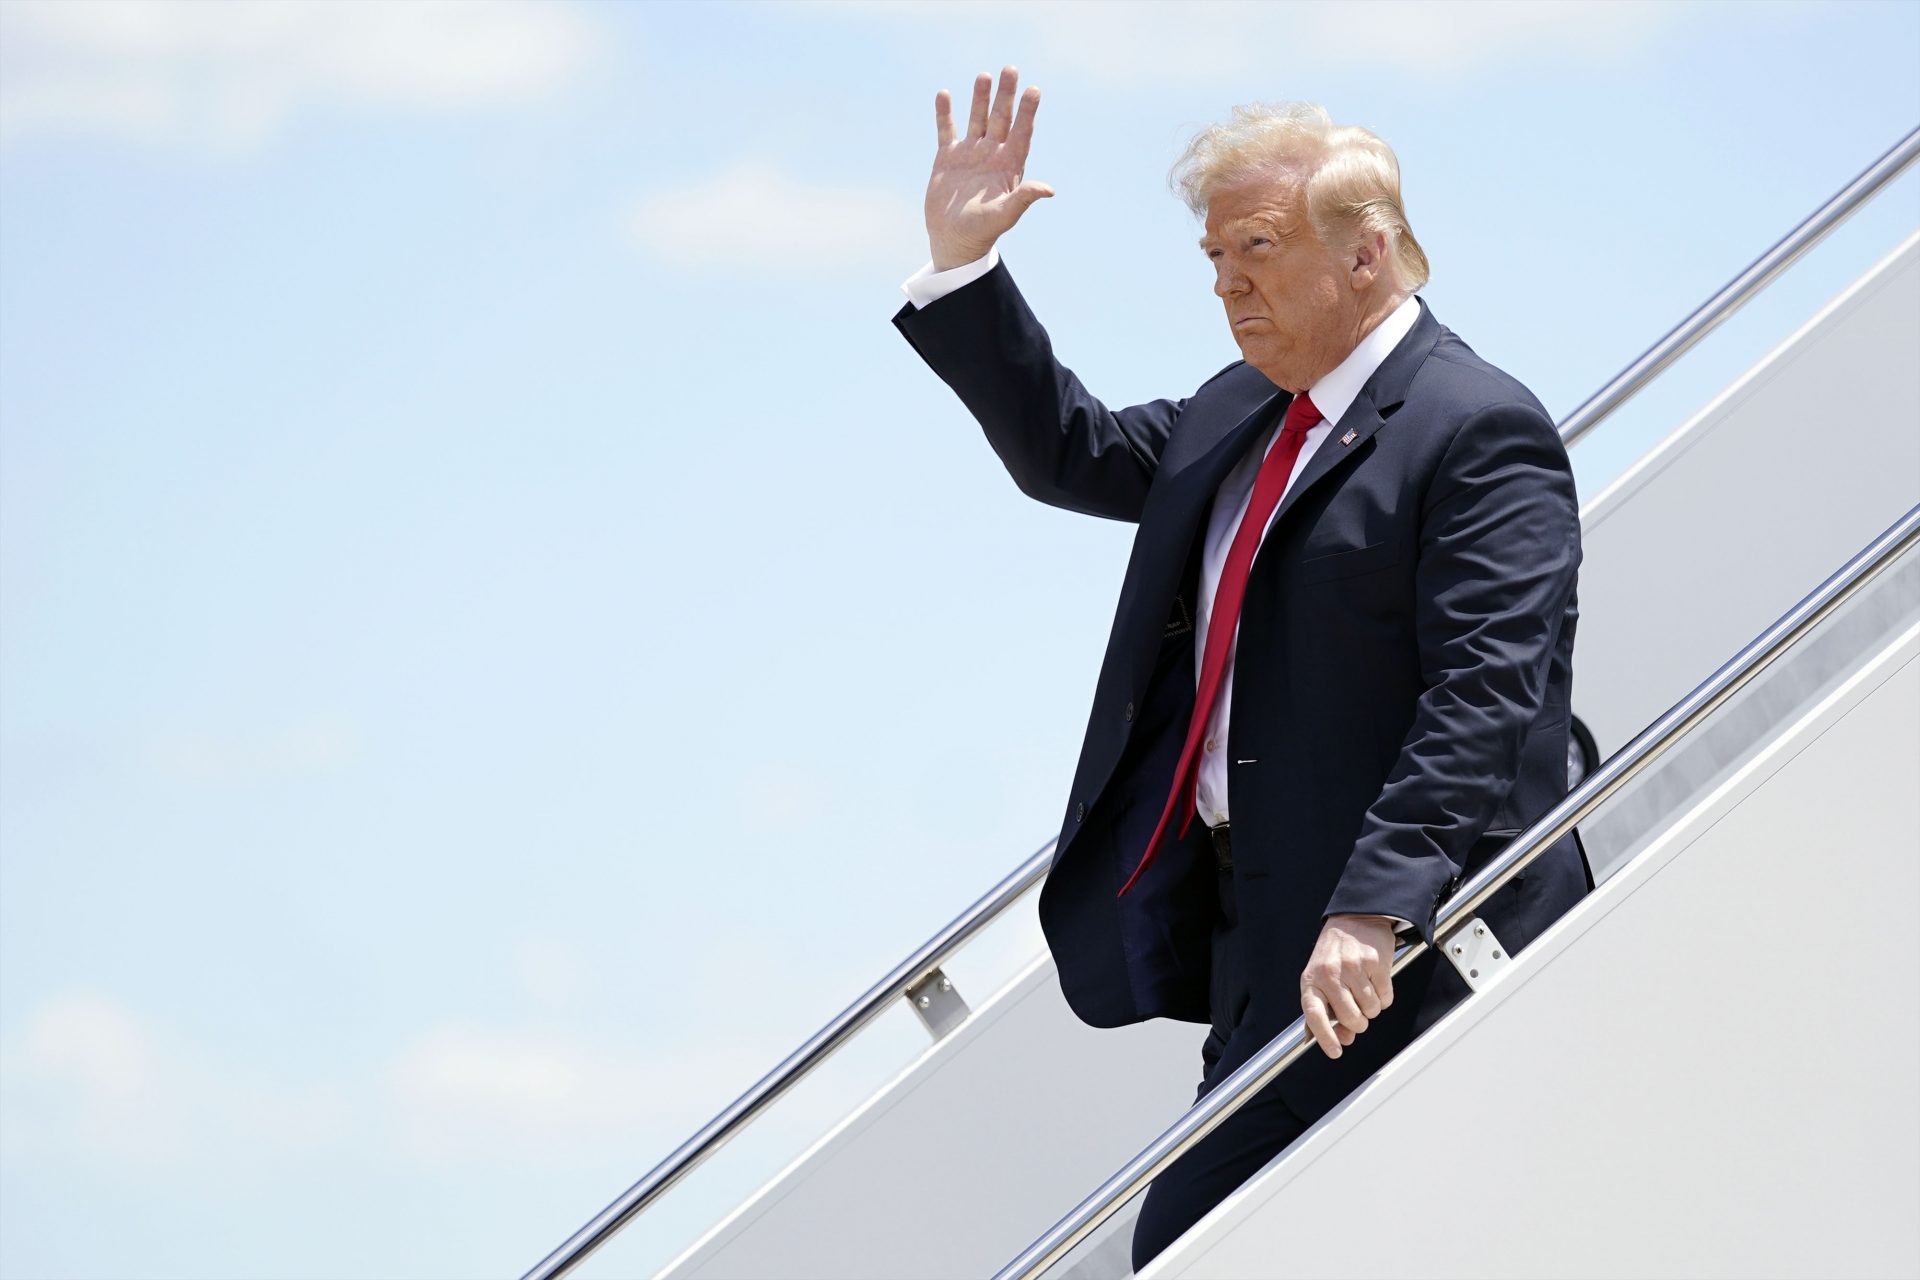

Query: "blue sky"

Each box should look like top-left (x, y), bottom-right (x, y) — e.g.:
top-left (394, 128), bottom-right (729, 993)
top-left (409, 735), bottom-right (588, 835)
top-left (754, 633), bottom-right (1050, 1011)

top-left (0, 2), bottom-right (1915, 1277)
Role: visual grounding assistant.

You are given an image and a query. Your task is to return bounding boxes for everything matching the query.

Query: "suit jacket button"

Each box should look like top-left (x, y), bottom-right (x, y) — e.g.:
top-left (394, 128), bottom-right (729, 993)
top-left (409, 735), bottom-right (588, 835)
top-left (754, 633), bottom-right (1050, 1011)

top-left (1124, 701), bottom-right (1135, 723)
top-left (1075, 802), bottom-right (1085, 823)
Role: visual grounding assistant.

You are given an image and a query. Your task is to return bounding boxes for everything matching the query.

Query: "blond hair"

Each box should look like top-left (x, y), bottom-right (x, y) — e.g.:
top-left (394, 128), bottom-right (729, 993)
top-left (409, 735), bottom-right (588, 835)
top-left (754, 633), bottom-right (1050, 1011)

top-left (1169, 102), bottom-right (1431, 292)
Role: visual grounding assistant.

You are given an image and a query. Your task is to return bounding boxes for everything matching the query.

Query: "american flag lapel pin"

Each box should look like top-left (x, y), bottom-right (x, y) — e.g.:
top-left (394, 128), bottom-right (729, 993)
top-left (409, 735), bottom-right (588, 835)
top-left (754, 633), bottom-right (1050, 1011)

top-left (1340, 428), bottom-right (1357, 446)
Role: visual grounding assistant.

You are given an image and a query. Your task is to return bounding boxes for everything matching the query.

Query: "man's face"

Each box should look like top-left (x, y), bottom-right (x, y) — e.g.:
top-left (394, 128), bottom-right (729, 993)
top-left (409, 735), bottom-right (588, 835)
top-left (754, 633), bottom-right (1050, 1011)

top-left (1201, 172), bottom-right (1355, 393)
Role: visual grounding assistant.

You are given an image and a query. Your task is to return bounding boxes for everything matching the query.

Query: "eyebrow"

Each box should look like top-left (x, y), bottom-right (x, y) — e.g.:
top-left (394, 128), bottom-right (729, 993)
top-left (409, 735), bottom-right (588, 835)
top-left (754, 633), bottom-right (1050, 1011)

top-left (1198, 214), bottom-right (1285, 251)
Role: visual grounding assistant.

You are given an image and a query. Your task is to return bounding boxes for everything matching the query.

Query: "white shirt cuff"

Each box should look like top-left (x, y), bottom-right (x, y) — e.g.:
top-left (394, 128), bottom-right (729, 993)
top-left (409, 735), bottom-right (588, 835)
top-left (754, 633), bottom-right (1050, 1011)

top-left (900, 245), bottom-right (1002, 310)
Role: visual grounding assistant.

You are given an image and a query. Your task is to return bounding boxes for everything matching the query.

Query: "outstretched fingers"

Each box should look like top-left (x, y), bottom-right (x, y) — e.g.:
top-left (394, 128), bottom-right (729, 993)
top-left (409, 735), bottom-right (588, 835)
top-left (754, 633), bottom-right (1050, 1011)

top-left (987, 64), bottom-right (1019, 141)
top-left (966, 71), bottom-right (991, 140)
top-left (1008, 84), bottom-right (1041, 161)
top-left (922, 65), bottom-right (1050, 266)
top-left (934, 88), bottom-right (955, 147)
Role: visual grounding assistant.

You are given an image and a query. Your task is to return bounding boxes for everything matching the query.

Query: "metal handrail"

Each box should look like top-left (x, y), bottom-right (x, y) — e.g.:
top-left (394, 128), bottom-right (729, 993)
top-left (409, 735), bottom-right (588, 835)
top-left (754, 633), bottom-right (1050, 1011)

top-left (992, 502), bottom-right (1920, 1280)
top-left (521, 125), bottom-right (1920, 1280)
top-left (1557, 123), bottom-right (1920, 445)
top-left (519, 839), bottom-right (1056, 1280)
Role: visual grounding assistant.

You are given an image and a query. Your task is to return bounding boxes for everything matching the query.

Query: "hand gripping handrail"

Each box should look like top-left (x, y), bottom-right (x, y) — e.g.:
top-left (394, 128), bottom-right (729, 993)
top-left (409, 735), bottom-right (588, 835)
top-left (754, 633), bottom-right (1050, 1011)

top-left (519, 840), bottom-right (1056, 1280)
top-left (520, 124), bottom-right (1919, 1280)
top-left (1557, 123), bottom-right (1920, 446)
top-left (991, 502), bottom-right (1920, 1280)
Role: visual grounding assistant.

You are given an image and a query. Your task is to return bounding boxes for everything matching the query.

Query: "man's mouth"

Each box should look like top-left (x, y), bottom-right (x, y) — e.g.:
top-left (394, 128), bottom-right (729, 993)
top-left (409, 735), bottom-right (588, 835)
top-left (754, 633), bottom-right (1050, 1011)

top-left (1232, 316), bottom-right (1268, 329)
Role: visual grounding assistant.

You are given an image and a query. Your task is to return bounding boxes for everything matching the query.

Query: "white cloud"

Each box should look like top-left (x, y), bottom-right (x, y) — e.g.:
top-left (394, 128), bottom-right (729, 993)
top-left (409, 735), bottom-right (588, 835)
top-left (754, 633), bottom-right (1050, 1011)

top-left (628, 162), bottom-right (922, 273)
top-left (1, 990), bottom-right (345, 1164)
top-left (20, 991), bottom-right (157, 1099)
top-left (828, 0), bottom-right (1687, 81)
top-left (0, 0), bottom-right (599, 152)
top-left (382, 1026), bottom-right (762, 1168)
top-left (8, 992), bottom-right (185, 1163)
top-left (0, 989), bottom-right (775, 1175)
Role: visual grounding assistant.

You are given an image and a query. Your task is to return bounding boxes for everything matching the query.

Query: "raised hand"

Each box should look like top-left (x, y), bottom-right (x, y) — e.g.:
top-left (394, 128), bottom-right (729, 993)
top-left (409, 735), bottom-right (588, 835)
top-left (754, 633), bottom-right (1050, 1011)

top-left (924, 65), bottom-right (1053, 271)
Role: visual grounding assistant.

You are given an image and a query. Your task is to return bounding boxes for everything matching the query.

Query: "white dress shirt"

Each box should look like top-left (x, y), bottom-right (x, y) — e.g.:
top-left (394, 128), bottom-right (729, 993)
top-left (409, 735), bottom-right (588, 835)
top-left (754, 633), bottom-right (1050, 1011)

top-left (902, 253), bottom-right (1423, 934)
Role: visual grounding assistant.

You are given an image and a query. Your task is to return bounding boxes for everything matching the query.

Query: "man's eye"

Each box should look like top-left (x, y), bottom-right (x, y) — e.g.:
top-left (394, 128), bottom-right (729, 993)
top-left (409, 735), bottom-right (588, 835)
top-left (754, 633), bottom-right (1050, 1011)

top-left (1249, 237), bottom-right (1271, 248)
top-left (1206, 249), bottom-right (1222, 259)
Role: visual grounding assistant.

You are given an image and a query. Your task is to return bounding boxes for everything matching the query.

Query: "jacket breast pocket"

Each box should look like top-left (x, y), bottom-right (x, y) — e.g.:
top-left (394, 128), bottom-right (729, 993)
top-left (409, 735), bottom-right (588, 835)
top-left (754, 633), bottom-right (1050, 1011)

top-left (1300, 539), bottom-right (1403, 584)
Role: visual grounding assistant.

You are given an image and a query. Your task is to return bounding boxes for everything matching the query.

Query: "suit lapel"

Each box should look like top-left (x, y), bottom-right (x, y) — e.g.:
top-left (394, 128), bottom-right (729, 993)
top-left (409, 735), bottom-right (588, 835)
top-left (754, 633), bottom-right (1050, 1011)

top-left (1116, 297), bottom-right (1444, 703)
top-left (1162, 384), bottom-right (1289, 498)
top-left (1254, 394), bottom-right (1385, 547)
top-left (1252, 297), bottom-right (1444, 553)
top-left (1117, 384), bottom-right (1288, 698)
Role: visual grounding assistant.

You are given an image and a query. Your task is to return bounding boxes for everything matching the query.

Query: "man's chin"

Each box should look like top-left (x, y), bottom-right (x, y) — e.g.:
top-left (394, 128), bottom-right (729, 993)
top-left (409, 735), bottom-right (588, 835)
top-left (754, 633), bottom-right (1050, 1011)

top-left (1232, 344), bottom-right (1291, 388)
top-left (1232, 332), bottom-right (1278, 368)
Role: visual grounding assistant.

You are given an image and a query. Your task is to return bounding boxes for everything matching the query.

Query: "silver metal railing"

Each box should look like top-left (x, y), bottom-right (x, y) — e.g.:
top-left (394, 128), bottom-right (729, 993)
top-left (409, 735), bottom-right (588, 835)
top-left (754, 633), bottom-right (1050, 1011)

top-left (520, 125), bottom-right (1920, 1280)
top-left (520, 840), bottom-right (1055, 1280)
top-left (992, 504), bottom-right (1920, 1280)
top-left (1558, 123), bottom-right (1920, 446)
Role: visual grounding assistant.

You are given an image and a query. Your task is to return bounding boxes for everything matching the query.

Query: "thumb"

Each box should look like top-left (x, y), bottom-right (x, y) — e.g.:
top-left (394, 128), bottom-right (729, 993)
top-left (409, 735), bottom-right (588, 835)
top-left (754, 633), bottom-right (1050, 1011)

top-left (1010, 180), bottom-right (1055, 210)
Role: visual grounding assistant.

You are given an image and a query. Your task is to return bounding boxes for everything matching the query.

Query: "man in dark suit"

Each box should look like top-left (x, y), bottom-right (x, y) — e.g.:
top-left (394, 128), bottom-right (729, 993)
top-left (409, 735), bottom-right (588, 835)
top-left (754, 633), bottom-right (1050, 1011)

top-left (892, 67), bottom-right (1593, 1269)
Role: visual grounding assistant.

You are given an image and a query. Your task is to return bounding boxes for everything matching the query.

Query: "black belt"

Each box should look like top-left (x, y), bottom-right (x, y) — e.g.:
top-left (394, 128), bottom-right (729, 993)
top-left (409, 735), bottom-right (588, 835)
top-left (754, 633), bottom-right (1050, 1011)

top-left (1209, 822), bottom-right (1233, 870)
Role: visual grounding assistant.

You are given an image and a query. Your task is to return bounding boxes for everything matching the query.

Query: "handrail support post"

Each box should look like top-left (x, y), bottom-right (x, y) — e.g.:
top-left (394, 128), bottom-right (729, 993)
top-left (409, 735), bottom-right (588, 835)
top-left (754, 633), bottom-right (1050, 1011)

top-left (905, 967), bottom-right (971, 1040)
top-left (1438, 916), bottom-right (1515, 993)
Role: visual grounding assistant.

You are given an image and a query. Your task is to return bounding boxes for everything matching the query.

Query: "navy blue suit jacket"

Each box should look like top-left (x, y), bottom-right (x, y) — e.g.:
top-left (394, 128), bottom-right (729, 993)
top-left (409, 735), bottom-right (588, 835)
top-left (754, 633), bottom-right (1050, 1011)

top-left (892, 258), bottom-right (1593, 1115)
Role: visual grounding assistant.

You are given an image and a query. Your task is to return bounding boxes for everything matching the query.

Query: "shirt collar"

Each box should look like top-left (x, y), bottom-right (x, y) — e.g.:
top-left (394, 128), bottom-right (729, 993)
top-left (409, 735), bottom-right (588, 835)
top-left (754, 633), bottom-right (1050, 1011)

top-left (1302, 293), bottom-right (1423, 429)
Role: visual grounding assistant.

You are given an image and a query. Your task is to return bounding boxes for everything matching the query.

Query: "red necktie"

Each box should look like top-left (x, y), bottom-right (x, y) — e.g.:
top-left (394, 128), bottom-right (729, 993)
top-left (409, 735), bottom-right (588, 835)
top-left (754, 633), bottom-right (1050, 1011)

top-left (1117, 392), bottom-right (1324, 898)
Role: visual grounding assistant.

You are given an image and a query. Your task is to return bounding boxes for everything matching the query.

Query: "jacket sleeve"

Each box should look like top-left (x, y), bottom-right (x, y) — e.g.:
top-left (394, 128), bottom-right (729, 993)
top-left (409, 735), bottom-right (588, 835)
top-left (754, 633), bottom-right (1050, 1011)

top-left (1321, 401), bottom-right (1582, 947)
top-left (891, 255), bottom-right (1192, 523)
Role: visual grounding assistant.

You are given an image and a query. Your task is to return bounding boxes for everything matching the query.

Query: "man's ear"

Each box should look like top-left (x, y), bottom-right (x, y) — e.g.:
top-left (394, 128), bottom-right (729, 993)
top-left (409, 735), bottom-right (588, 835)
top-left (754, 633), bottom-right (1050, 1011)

top-left (1349, 231), bottom-right (1387, 291)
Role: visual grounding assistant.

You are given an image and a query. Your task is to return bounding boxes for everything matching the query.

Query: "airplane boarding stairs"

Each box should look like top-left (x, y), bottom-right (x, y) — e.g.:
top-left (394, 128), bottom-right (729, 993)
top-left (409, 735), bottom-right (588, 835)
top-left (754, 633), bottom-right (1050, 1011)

top-left (1129, 515), bottom-right (1920, 1280)
top-left (600, 510), bottom-right (1920, 1280)
top-left (523, 131), bottom-right (1920, 1280)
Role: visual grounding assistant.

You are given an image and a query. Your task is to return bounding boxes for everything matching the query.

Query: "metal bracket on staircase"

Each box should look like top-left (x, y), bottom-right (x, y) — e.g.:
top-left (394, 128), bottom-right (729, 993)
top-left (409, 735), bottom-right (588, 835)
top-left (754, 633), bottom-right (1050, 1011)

top-left (1438, 916), bottom-right (1513, 992)
top-left (904, 967), bottom-right (970, 1040)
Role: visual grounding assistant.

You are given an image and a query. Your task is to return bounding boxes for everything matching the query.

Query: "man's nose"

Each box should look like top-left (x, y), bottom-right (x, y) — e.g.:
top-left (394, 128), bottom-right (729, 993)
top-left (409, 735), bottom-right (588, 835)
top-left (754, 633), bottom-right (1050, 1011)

top-left (1213, 263), bottom-right (1247, 298)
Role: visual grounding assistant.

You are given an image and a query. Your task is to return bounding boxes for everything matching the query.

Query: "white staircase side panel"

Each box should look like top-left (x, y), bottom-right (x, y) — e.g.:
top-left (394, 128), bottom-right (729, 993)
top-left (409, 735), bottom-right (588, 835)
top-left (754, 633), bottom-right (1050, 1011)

top-left (1146, 621), bottom-right (1920, 1280)
top-left (652, 946), bottom-right (1196, 1280)
top-left (1575, 231), bottom-right (1920, 878)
